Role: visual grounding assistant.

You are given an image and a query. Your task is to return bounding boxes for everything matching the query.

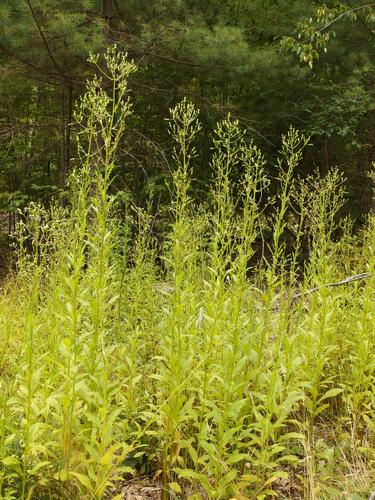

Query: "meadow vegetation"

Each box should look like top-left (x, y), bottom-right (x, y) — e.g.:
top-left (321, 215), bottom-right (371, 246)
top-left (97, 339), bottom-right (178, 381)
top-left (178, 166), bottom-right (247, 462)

top-left (0, 49), bottom-right (374, 499)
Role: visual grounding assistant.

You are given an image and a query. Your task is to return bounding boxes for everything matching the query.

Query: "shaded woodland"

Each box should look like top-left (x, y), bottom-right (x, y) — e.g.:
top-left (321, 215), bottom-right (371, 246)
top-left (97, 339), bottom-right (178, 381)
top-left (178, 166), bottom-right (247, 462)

top-left (0, 2), bottom-right (375, 499)
top-left (1, 1), bottom-right (375, 236)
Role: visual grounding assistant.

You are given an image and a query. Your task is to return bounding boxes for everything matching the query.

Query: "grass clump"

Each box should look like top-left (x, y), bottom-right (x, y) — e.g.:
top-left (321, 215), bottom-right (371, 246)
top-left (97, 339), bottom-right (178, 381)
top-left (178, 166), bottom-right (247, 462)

top-left (0, 48), bottom-right (374, 499)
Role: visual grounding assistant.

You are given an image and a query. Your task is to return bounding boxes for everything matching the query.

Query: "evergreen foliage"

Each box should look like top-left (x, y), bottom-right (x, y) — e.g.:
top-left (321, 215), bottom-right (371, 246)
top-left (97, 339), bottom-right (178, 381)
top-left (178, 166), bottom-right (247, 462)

top-left (1, 0), bottom-right (375, 224)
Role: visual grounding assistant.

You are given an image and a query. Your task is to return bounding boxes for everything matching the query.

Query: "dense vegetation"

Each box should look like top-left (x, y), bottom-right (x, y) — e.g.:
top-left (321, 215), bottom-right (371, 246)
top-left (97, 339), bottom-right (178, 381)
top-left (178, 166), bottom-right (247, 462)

top-left (0, 48), bottom-right (374, 499)
top-left (1, 2), bottom-right (375, 499)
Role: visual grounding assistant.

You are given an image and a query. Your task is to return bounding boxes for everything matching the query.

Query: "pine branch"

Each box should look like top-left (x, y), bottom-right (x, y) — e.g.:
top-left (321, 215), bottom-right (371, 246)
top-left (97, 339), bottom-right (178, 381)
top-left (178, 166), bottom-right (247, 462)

top-left (26, 0), bottom-right (69, 83)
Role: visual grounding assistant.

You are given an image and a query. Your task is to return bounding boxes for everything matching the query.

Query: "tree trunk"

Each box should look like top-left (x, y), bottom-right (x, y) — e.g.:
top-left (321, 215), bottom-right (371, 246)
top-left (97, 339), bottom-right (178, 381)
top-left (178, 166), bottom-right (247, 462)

top-left (59, 82), bottom-right (73, 190)
top-left (101, 0), bottom-right (112, 37)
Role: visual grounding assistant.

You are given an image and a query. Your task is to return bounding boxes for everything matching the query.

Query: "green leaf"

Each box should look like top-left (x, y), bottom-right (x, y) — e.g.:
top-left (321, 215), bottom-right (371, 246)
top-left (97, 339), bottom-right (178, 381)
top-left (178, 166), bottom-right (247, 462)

top-left (276, 454), bottom-right (299, 463)
top-left (240, 473), bottom-right (258, 483)
top-left (169, 482), bottom-right (182, 493)
top-left (280, 432), bottom-right (305, 441)
top-left (318, 387), bottom-right (343, 402)
top-left (70, 472), bottom-right (93, 490)
top-left (2, 456), bottom-right (20, 468)
top-left (225, 453), bottom-right (249, 465)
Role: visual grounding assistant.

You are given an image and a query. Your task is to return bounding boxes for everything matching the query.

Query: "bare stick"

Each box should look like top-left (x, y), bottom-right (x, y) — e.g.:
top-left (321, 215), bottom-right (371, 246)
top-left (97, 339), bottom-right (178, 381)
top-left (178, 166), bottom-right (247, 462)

top-left (294, 272), bottom-right (372, 300)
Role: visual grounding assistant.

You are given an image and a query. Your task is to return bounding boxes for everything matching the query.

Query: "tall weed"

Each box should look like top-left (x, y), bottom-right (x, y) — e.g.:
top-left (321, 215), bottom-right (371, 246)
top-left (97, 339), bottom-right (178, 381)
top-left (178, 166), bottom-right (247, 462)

top-left (0, 49), bottom-right (374, 499)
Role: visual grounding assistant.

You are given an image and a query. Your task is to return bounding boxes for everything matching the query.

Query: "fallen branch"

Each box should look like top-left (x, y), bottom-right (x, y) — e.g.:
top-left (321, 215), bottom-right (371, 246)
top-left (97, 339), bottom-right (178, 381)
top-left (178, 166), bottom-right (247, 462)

top-left (271, 272), bottom-right (372, 312)
top-left (294, 272), bottom-right (372, 299)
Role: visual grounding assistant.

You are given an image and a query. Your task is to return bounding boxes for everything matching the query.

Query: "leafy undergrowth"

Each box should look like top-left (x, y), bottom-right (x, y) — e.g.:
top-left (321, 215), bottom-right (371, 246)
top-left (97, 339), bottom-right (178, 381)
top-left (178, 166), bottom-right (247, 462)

top-left (0, 49), bottom-right (374, 499)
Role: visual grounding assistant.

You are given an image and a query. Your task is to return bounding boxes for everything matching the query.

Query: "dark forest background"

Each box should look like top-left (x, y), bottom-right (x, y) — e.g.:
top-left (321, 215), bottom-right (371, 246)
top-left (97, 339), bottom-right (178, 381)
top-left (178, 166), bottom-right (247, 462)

top-left (1, 1), bottom-right (375, 248)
